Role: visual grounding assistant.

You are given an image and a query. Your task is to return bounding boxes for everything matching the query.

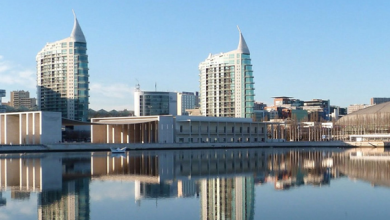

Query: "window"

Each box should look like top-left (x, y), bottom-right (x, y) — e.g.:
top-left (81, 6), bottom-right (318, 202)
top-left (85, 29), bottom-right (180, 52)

top-left (180, 125), bottom-right (183, 132)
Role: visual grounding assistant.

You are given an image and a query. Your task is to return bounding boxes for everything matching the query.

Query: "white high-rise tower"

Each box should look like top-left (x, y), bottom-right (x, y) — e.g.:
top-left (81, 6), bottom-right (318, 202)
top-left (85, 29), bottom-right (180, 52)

top-left (199, 27), bottom-right (254, 118)
top-left (36, 11), bottom-right (89, 121)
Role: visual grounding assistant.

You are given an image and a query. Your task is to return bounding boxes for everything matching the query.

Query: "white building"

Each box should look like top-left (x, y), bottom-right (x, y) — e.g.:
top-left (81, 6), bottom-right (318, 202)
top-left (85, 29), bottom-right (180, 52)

top-left (0, 111), bottom-right (62, 145)
top-left (36, 11), bottom-right (89, 122)
top-left (91, 115), bottom-right (267, 144)
top-left (134, 89), bottom-right (177, 116)
top-left (199, 27), bottom-right (255, 118)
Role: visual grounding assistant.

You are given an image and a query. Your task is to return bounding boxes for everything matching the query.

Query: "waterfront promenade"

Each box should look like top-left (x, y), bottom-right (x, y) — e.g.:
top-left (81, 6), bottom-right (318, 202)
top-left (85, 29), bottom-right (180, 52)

top-left (0, 141), bottom-right (385, 153)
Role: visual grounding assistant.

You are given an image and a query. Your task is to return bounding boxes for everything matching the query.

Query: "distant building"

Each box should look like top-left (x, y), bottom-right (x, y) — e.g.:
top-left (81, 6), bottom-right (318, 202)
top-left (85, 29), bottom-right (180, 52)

top-left (134, 89), bottom-right (178, 116)
top-left (0, 89), bottom-right (5, 113)
top-left (199, 27), bottom-right (254, 118)
top-left (10, 90), bottom-right (36, 109)
top-left (371, 97), bottom-right (390, 105)
top-left (36, 11), bottom-right (89, 122)
top-left (347, 104), bottom-right (370, 114)
top-left (329, 105), bottom-right (347, 121)
top-left (302, 99), bottom-right (330, 121)
top-left (177, 92), bottom-right (197, 115)
top-left (254, 102), bottom-right (267, 110)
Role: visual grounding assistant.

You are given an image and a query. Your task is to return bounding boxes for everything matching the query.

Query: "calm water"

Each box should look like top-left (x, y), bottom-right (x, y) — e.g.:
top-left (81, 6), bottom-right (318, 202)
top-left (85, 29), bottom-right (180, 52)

top-left (0, 148), bottom-right (389, 220)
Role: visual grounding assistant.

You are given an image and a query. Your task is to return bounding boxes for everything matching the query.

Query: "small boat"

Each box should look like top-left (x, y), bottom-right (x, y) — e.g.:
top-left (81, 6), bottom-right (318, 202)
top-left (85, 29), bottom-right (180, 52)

top-left (110, 147), bottom-right (127, 153)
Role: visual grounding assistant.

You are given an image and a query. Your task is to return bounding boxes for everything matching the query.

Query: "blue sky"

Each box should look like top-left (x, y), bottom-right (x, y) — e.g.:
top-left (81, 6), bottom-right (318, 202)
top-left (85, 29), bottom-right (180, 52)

top-left (1, 0), bottom-right (389, 110)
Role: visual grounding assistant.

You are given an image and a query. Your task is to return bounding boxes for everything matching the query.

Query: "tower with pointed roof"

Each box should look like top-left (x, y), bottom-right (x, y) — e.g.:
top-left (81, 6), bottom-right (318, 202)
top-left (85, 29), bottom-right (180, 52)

top-left (199, 27), bottom-right (254, 118)
top-left (36, 11), bottom-right (89, 121)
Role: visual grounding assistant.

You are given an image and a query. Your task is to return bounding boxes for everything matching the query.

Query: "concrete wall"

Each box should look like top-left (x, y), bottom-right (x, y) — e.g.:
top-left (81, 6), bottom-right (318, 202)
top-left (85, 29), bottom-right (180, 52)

top-left (158, 116), bottom-right (174, 143)
top-left (0, 111), bottom-right (61, 145)
top-left (41, 112), bottom-right (62, 144)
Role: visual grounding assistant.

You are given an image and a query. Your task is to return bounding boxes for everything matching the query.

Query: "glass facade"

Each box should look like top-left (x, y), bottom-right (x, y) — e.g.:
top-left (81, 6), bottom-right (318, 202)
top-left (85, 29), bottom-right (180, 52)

top-left (73, 42), bottom-right (89, 122)
top-left (139, 93), bottom-right (173, 116)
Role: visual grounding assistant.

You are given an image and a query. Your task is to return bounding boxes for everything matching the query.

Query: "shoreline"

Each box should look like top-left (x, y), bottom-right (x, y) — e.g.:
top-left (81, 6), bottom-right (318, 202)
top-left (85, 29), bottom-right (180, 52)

top-left (0, 141), bottom-right (386, 153)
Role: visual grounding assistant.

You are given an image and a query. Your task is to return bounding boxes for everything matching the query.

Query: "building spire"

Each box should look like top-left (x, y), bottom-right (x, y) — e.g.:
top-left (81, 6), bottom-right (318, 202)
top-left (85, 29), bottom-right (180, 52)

top-left (70, 10), bottom-right (86, 43)
top-left (236, 25), bottom-right (250, 54)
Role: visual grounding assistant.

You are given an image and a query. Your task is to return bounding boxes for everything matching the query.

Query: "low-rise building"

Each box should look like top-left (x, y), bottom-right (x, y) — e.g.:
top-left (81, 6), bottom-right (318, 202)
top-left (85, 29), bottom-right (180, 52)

top-left (91, 115), bottom-right (267, 144)
top-left (0, 111), bottom-right (61, 145)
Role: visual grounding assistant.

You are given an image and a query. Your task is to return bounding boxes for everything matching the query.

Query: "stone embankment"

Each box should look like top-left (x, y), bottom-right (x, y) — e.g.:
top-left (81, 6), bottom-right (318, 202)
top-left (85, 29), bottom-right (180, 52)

top-left (0, 141), bottom-right (384, 153)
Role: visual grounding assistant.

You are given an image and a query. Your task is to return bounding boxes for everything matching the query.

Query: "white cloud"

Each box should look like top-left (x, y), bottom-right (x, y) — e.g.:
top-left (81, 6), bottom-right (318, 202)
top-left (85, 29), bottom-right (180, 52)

top-left (0, 56), bottom-right (36, 90)
top-left (90, 83), bottom-right (133, 99)
top-left (89, 82), bottom-right (134, 110)
top-left (90, 181), bottom-right (134, 201)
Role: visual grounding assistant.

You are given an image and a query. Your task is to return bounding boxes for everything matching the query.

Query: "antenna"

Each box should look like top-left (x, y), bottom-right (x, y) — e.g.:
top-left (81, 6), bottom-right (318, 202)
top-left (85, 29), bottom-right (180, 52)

top-left (155, 82), bottom-right (157, 91)
top-left (135, 79), bottom-right (140, 90)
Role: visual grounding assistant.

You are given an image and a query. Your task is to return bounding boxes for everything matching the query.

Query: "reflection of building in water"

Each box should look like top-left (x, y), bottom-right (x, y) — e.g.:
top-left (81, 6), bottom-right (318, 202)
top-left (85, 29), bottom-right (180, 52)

top-left (268, 150), bottom-right (335, 190)
top-left (38, 178), bottom-right (90, 220)
top-left (0, 157), bottom-right (62, 192)
top-left (90, 149), bottom-right (268, 204)
top-left (38, 157), bottom-right (91, 220)
top-left (0, 156), bottom-right (91, 219)
top-left (11, 191), bottom-right (30, 200)
top-left (334, 154), bottom-right (390, 187)
top-left (0, 192), bottom-right (6, 207)
top-left (200, 176), bottom-right (254, 220)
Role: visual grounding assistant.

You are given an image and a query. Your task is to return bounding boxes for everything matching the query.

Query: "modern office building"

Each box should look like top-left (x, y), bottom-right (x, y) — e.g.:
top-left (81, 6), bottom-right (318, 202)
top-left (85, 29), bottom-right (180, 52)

top-left (134, 89), bottom-right (178, 116)
top-left (199, 27), bottom-right (254, 118)
top-left (371, 97), bottom-right (390, 105)
top-left (177, 92), bottom-right (197, 115)
top-left (0, 89), bottom-right (5, 113)
top-left (36, 11), bottom-right (89, 122)
top-left (10, 90), bottom-right (36, 109)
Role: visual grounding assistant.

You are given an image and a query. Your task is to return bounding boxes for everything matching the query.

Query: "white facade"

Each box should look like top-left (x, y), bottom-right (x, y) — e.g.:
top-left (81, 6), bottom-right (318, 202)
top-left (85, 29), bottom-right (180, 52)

top-left (91, 115), bottom-right (267, 144)
top-left (199, 27), bottom-right (254, 118)
top-left (134, 89), bottom-right (178, 116)
top-left (91, 116), bottom-right (174, 144)
top-left (175, 116), bottom-right (266, 144)
top-left (36, 12), bottom-right (89, 122)
top-left (0, 111), bottom-right (62, 145)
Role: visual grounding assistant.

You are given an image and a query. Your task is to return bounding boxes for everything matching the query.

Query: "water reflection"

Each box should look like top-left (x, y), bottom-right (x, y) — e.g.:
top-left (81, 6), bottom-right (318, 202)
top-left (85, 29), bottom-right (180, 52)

top-left (0, 148), bottom-right (389, 219)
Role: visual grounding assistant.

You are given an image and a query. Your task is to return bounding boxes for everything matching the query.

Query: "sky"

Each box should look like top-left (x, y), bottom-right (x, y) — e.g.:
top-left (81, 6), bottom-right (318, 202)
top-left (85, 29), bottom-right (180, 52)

top-left (1, 0), bottom-right (390, 110)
